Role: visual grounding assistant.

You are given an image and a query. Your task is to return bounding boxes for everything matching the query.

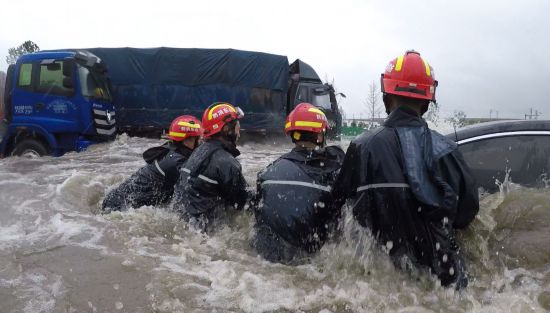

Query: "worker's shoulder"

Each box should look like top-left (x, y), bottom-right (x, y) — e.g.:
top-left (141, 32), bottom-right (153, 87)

top-left (351, 126), bottom-right (395, 149)
top-left (257, 153), bottom-right (298, 181)
top-left (212, 147), bottom-right (240, 165)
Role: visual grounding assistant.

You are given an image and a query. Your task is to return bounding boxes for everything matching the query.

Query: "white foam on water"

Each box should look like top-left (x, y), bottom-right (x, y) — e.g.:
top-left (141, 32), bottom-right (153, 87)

top-left (0, 223), bottom-right (25, 250)
top-left (1, 138), bottom-right (548, 312)
top-left (0, 271), bottom-right (66, 313)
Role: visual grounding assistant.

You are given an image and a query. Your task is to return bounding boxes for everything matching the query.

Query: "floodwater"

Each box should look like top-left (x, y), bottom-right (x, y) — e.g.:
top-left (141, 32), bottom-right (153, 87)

top-left (0, 134), bottom-right (548, 313)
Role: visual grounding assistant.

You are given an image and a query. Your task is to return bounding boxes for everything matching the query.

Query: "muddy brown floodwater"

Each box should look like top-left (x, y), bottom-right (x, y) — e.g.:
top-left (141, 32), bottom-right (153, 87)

top-left (0, 135), bottom-right (548, 312)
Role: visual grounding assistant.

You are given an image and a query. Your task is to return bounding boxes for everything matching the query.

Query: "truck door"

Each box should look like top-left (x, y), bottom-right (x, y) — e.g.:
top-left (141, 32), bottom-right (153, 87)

top-left (10, 62), bottom-right (35, 121)
top-left (13, 59), bottom-right (79, 135)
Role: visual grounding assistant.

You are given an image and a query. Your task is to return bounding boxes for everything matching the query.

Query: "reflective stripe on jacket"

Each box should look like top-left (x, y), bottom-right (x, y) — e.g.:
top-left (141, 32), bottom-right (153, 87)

top-left (102, 142), bottom-right (192, 211)
top-left (172, 140), bottom-right (248, 222)
top-left (333, 107), bottom-right (479, 286)
top-left (255, 145), bottom-right (344, 252)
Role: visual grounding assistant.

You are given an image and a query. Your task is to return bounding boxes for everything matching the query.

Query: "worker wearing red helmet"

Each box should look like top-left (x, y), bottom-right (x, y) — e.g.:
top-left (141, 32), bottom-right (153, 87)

top-left (334, 51), bottom-right (479, 289)
top-left (251, 103), bottom-right (344, 264)
top-left (102, 115), bottom-right (202, 212)
top-left (172, 102), bottom-right (248, 231)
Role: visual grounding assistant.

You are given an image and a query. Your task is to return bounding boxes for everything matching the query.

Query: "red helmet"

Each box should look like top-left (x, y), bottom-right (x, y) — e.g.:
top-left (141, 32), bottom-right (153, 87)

top-left (285, 103), bottom-right (328, 135)
top-left (381, 50), bottom-right (438, 102)
top-left (201, 102), bottom-right (244, 138)
top-left (167, 115), bottom-right (202, 141)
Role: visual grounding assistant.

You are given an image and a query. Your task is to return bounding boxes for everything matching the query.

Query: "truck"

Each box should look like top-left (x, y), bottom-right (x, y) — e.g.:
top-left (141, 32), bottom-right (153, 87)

top-left (0, 51), bottom-right (116, 157)
top-left (84, 47), bottom-right (342, 139)
top-left (0, 47), bottom-right (341, 157)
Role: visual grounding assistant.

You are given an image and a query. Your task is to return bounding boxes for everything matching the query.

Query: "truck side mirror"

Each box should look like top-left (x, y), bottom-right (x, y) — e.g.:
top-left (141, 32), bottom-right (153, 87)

top-left (63, 60), bottom-right (75, 78)
top-left (313, 87), bottom-right (330, 95)
top-left (63, 77), bottom-right (74, 89)
top-left (46, 63), bottom-right (61, 71)
top-left (62, 60), bottom-right (75, 90)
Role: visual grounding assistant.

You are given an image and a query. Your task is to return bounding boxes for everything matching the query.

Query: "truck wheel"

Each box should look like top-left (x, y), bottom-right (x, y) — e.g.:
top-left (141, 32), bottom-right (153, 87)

top-left (11, 139), bottom-right (49, 158)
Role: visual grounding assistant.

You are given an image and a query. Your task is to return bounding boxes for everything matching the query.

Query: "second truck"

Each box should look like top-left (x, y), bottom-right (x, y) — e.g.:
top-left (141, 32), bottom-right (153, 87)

top-left (85, 47), bottom-right (342, 139)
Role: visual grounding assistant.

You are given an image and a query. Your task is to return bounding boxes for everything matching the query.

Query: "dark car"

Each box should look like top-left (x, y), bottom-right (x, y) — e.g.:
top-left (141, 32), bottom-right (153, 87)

top-left (447, 120), bottom-right (550, 192)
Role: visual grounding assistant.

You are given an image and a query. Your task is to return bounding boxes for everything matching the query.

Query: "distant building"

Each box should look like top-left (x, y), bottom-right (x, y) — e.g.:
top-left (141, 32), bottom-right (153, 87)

top-left (343, 117), bottom-right (385, 127)
top-left (341, 117), bottom-right (385, 136)
top-left (463, 117), bottom-right (517, 125)
top-left (342, 116), bottom-right (520, 137)
top-left (343, 116), bottom-right (518, 131)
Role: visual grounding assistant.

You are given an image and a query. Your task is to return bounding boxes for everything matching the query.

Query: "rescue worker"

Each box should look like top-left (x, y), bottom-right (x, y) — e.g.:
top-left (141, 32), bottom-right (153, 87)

top-left (333, 50), bottom-right (479, 289)
top-left (252, 103), bottom-right (345, 264)
top-left (172, 102), bottom-right (248, 231)
top-left (102, 115), bottom-right (202, 212)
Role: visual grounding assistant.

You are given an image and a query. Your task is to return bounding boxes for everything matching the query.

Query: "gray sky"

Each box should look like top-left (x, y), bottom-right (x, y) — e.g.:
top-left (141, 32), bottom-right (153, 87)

top-left (1, 0), bottom-right (548, 119)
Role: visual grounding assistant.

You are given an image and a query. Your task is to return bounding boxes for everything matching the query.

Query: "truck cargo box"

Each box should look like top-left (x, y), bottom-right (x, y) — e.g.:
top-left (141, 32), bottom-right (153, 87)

top-left (87, 48), bottom-right (290, 135)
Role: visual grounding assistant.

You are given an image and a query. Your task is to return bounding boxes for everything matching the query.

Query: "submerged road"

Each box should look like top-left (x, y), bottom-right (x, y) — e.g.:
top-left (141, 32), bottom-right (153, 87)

top-left (0, 135), bottom-right (548, 313)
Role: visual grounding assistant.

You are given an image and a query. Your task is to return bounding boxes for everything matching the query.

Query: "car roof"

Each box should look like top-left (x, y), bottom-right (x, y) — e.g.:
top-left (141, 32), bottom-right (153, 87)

top-left (447, 120), bottom-right (550, 144)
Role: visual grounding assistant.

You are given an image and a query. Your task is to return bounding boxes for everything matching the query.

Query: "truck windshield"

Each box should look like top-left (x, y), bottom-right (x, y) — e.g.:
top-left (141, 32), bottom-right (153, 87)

top-left (78, 65), bottom-right (112, 101)
top-left (312, 93), bottom-right (332, 110)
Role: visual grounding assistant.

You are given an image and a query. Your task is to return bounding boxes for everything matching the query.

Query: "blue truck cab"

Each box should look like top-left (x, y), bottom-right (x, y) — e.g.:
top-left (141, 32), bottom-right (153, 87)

top-left (0, 50), bottom-right (116, 157)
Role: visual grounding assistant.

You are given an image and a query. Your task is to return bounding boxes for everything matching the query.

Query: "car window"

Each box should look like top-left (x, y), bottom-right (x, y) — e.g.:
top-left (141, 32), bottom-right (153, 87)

top-left (459, 135), bottom-right (550, 189)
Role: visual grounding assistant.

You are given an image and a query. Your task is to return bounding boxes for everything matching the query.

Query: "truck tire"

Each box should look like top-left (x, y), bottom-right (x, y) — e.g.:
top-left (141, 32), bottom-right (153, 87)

top-left (11, 139), bottom-right (49, 157)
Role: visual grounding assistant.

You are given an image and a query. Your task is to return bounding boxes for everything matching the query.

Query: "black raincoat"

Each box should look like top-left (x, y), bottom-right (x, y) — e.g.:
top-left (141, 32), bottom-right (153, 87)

top-left (102, 142), bottom-right (193, 212)
top-left (334, 107), bottom-right (479, 288)
top-left (172, 140), bottom-right (248, 230)
top-left (253, 146), bottom-right (345, 264)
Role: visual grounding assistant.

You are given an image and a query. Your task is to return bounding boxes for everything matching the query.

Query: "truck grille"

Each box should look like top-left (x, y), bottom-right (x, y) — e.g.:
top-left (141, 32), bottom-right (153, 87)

top-left (92, 109), bottom-right (117, 137)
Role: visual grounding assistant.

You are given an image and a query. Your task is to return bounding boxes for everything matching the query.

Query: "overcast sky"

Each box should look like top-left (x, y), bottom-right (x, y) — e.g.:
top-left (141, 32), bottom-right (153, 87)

top-left (1, 0), bottom-right (548, 119)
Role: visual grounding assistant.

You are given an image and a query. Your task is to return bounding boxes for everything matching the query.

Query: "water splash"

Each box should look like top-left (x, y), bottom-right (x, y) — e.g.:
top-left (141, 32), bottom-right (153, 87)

top-left (0, 137), bottom-right (548, 312)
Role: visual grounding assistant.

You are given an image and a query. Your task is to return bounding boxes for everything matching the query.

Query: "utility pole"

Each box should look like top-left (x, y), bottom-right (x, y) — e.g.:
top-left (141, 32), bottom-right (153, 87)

top-left (525, 108), bottom-right (542, 120)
